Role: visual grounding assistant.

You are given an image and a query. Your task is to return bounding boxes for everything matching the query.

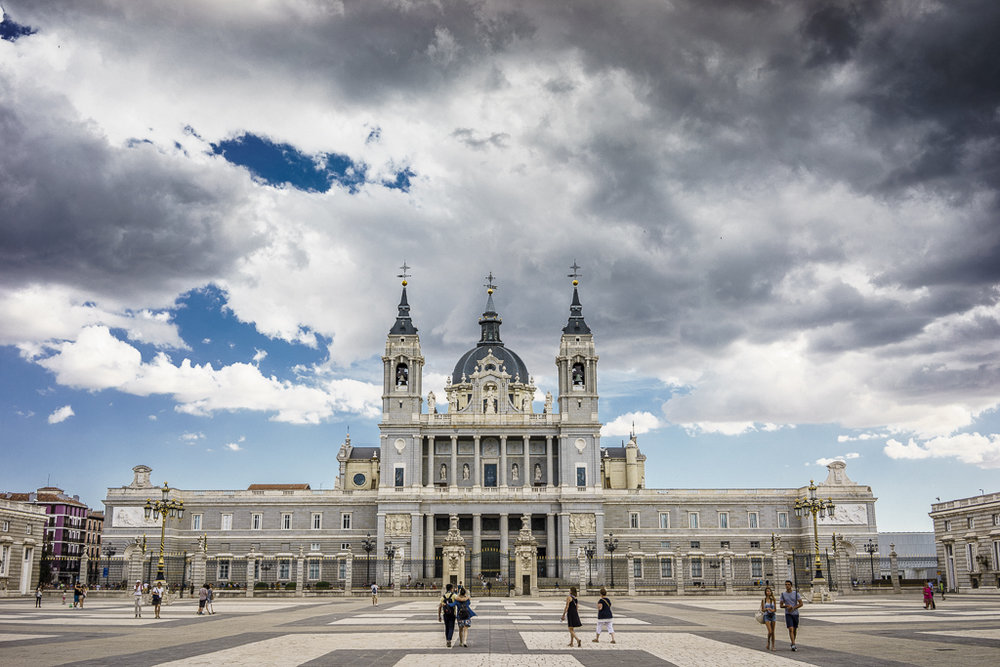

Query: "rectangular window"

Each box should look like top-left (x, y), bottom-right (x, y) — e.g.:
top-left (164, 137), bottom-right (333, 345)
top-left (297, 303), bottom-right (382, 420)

top-left (279, 559), bottom-right (291, 580)
top-left (251, 513), bottom-right (263, 530)
top-left (777, 512), bottom-right (788, 529)
top-left (691, 557), bottom-right (703, 578)
top-left (395, 467), bottom-right (404, 487)
top-left (944, 519), bottom-right (951, 531)
top-left (629, 512), bottom-right (640, 529)
top-left (966, 543), bottom-right (975, 572)
top-left (633, 559), bottom-right (643, 578)
top-left (748, 512), bottom-right (759, 529)
top-left (0, 545), bottom-right (9, 576)
top-left (1, 520), bottom-right (8, 532)
top-left (993, 541), bottom-right (1000, 570)
top-left (218, 560), bottom-right (230, 580)
top-left (659, 513), bottom-right (670, 529)
top-left (341, 542), bottom-right (350, 551)
top-left (310, 542), bottom-right (321, 552)
top-left (339, 560), bottom-right (347, 580)
top-left (688, 513), bottom-right (699, 529)
top-left (660, 540), bottom-right (671, 549)
top-left (576, 465), bottom-right (587, 487)
top-left (967, 517), bottom-right (974, 529)
top-left (25, 525), bottom-right (31, 535)
top-left (993, 514), bottom-right (1000, 527)
top-left (718, 512), bottom-right (729, 529)
top-left (308, 560), bottom-right (320, 580)
top-left (720, 541), bottom-right (730, 550)
top-left (751, 558), bottom-right (763, 578)
top-left (690, 540), bottom-right (700, 549)
top-left (192, 514), bottom-right (202, 531)
top-left (660, 557), bottom-right (673, 578)
top-left (750, 541), bottom-right (761, 549)
top-left (282, 513), bottom-right (292, 530)
top-left (341, 513), bottom-right (352, 530)
top-left (221, 514), bottom-right (232, 531)
top-left (312, 513), bottom-right (322, 530)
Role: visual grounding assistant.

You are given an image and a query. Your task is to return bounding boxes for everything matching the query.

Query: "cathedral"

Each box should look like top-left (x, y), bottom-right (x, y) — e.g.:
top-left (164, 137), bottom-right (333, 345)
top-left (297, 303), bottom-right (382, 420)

top-left (101, 272), bottom-right (879, 593)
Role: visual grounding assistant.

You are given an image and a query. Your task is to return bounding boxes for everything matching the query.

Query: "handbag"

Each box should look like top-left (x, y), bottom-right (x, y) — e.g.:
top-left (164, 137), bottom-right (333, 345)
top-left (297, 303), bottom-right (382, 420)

top-left (754, 609), bottom-right (764, 624)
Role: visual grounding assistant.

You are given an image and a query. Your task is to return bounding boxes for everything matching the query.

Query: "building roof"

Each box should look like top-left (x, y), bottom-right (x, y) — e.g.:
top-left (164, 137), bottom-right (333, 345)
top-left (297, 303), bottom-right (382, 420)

top-left (1, 489), bottom-right (88, 508)
top-left (246, 483), bottom-right (311, 490)
top-left (451, 291), bottom-right (530, 383)
top-left (347, 447), bottom-right (380, 460)
top-left (388, 286), bottom-right (417, 335)
top-left (562, 285), bottom-right (591, 335)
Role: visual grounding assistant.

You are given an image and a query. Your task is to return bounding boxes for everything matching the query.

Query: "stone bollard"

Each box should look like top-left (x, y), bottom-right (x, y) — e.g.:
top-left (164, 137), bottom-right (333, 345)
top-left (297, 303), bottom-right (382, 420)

top-left (343, 552), bottom-right (353, 597)
top-left (626, 551), bottom-right (636, 596)
top-left (889, 544), bottom-right (901, 595)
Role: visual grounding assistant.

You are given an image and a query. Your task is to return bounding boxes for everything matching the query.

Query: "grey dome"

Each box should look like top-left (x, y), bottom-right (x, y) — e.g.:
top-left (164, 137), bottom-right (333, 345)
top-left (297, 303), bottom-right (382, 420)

top-left (451, 345), bottom-right (530, 385)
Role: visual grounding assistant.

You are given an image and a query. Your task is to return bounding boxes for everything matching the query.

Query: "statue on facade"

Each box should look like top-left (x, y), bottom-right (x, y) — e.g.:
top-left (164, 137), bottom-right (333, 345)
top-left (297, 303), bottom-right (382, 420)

top-left (463, 463), bottom-right (470, 480)
top-left (439, 463), bottom-right (447, 481)
top-left (427, 391), bottom-right (436, 414)
top-left (544, 391), bottom-right (553, 414)
top-left (534, 463), bottom-right (542, 483)
top-left (511, 463), bottom-right (520, 482)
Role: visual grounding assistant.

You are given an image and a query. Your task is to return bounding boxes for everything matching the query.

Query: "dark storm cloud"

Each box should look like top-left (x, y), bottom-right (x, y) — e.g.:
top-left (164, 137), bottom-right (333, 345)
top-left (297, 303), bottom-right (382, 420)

top-left (0, 88), bottom-right (263, 301)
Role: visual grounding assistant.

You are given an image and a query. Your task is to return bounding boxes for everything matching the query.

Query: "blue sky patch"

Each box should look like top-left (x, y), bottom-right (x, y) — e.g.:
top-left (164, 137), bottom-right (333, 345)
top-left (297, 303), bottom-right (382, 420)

top-left (0, 10), bottom-right (36, 41)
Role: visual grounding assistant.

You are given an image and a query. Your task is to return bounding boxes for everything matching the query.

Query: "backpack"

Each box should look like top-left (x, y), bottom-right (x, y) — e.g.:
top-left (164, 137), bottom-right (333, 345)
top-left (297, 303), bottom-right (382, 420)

top-left (442, 592), bottom-right (455, 616)
top-left (456, 601), bottom-right (470, 620)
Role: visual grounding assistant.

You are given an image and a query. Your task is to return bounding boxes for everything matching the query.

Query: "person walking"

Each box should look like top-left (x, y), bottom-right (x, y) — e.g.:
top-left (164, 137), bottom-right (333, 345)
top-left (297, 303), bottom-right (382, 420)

top-left (760, 586), bottom-right (777, 651)
top-left (779, 580), bottom-right (803, 651)
top-left (561, 585), bottom-right (583, 647)
top-left (197, 584), bottom-right (209, 615)
top-left (454, 586), bottom-right (476, 647)
top-left (72, 582), bottom-right (82, 608)
top-left (923, 581), bottom-right (936, 609)
top-left (79, 584), bottom-right (87, 608)
top-left (437, 583), bottom-right (457, 647)
top-left (206, 583), bottom-right (215, 614)
top-left (151, 581), bottom-right (165, 619)
top-left (371, 582), bottom-right (379, 606)
top-left (133, 580), bottom-right (144, 618)
top-left (35, 586), bottom-right (43, 608)
top-left (592, 587), bottom-right (615, 644)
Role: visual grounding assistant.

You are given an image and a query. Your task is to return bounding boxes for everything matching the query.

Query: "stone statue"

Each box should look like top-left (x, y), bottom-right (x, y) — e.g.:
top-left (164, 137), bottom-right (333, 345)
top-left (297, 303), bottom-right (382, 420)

top-left (511, 463), bottom-right (519, 481)
top-left (427, 391), bottom-right (436, 414)
top-left (439, 463), bottom-right (447, 481)
top-left (534, 463), bottom-right (542, 483)
top-left (544, 391), bottom-right (553, 414)
top-left (462, 463), bottom-right (470, 480)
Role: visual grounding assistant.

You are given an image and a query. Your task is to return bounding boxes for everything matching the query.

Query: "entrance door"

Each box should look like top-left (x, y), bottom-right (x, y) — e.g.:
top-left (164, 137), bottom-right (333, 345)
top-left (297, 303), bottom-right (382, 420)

top-left (483, 463), bottom-right (498, 487)
top-left (522, 574), bottom-right (531, 596)
top-left (481, 540), bottom-right (500, 577)
top-left (20, 547), bottom-right (34, 594)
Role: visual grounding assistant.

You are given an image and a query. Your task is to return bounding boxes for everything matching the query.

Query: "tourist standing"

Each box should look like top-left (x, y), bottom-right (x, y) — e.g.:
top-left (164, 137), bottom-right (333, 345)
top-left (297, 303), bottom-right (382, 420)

top-left (79, 584), bottom-right (87, 608)
top-left (35, 586), bottom-right (43, 608)
top-left (133, 580), bottom-right (144, 618)
top-left (206, 583), bottom-right (215, 614)
top-left (371, 582), bottom-right (379, 606)
top-left (923, 581), bottom-right (936, 609)
top-left (561, 585), bottom-right (583, 647)
top-left (197, 584), bottom-right (209, 615)
top-left (454, 586), bottom-right (475, 647)
top-left (72, 582), bottom-right (82, 608)
top-left (779, 580), bottom-right (803, 651)
top-left (437, 583), bottom-right (457, 647)
top-left (760, 586), bottom-right (777, 651)
top-left (593, 587), bottom-right (615, 644)
top-left (151, 581), bottom-right (165, 619)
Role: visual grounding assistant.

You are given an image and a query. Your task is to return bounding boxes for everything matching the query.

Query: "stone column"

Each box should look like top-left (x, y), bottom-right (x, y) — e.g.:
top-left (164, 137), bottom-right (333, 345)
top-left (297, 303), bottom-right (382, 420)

top-left (410, 512), bottom-right (422, 581)
top-left (78, 553), bottom-right (89, 586)
top-left (558, 513), bottom-right (571, 578)
top-left (296, 548), bottom-right (305, 597)
top-left (376, 513), bottom-right (386, 567)
top-left (393, 547), bottom-right (404, 597)
top-left (578, 546), bottom-right (588, 593)
top-left (450, 435), bottom-right (458, 487)
top-left (834, 543), bottom-right (852, 596)
top-left (723, 553), bottom-right (734, 594)
top-left (500, 513), bottom-right (509, 578)
top-left (626, 551), bottom-right (636, 596)
top-left (890, 544), bottom-right (901, 594)
top-left (427, 436), bottom-right (434, 487)
top-left (546, 514), bottom-right (556, 578)
top-left (771, 551), bottom-right (785, 591)
top-left (523, 436), bottom-right (530, 488)
top-left (246, 552), bottom-right (256, 598)
top-left (676, 554), bottom-right (686, 596)
top-left (441, 514), bottom-right (466, 588)
top-left (545, 436), bottom-right (554, 488)
top-left (473, 435), bottom-right (481, 486)
top-left (472, 514), bottom-right (482, 578)
top-left (513, 513), bottom-right (539, 596)
top-left (425, 514), bottom-right (435, 578)
top-left (343, 551), bottom-right (353, 597)
top-left (500, 435), bottom-right (508, 486)
top-left (129, 546), bottom-right (146, 585)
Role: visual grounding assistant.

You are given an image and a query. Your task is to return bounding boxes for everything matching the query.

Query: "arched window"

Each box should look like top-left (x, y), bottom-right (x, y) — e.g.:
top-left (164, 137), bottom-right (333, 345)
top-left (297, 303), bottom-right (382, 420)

top-left (572, 362), bottom-right (585, 386)
top-left (395, 362), bottom-right (409, 387)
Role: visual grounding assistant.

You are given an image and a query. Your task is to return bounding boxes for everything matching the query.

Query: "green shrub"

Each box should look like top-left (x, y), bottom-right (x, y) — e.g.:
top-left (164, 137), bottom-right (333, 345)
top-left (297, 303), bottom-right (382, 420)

top-left (314, 581), bottom-right (331, 589)
top-left (284, 582), bottom-right (296, 590)
top-left (254, 582), bottom-right (269, 590)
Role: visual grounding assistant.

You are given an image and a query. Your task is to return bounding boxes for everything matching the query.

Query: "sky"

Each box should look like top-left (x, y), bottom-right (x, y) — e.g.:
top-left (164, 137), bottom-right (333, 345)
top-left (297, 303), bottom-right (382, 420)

top-left (1, 1), bottom-right (998, 532)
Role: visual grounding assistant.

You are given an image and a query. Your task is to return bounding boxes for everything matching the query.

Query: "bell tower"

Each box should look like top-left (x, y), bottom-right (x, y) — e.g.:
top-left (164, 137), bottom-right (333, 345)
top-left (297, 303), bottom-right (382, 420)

top-left (382, 263), bottom-right (423, 423)
top-left (556, 264), bottom-right (599, 422)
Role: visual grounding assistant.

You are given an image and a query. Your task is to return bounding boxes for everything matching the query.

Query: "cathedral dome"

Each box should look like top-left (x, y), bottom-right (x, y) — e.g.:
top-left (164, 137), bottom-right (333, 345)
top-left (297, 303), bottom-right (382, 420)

top-left (450, 288), bottom-right (530, 384)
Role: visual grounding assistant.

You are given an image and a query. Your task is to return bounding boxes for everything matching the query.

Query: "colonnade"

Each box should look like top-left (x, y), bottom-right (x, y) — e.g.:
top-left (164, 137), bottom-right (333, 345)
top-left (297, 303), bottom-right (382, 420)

top-left (423, 434), bottom-right (556, 487)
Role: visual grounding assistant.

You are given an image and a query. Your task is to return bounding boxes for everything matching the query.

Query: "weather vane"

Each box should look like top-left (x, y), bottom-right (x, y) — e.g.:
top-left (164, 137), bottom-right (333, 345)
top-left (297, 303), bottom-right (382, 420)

top-left (397, 261), bottom-right (411, 286)
top-left (568, 261), bottom-right (582, 285)
top-left (484, 271), bottom-right (498, 294)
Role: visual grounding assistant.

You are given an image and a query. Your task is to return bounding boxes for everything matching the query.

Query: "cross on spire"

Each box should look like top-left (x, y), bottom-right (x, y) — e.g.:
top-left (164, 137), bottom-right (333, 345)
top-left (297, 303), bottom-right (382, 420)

top-left (484, 271), bottom-right (498, 294)
top-left (568, 261), bottom-right (582, 284)
top-left (397, 261), bottom-right (411, 286)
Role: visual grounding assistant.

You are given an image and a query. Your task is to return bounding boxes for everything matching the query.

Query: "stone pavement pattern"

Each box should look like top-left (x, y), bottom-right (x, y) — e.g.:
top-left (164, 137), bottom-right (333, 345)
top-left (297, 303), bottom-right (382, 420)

top-left (1, 594), bottom-right (998, 666)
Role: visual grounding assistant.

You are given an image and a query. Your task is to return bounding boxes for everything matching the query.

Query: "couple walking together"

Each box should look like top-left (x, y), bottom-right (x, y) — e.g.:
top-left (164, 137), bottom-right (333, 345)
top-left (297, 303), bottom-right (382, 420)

top-left (438, 583), bottom-right (476, 648)
top-left (563, 586), bottom-right (616, 646)
top-left (760, 580), bottom-right (803, 652)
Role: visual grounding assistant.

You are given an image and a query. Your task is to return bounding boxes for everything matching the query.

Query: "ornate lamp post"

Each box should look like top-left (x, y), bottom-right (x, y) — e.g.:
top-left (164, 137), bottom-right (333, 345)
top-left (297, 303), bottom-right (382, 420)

top-left (794, 479), bottom-right (835, 597)
top-left (143, 482), bottom-right (184, 584)
top-left (604, 532), bottom-right (619, 589)
top-left (362, 533), bottom-right (376, 586)
top-left (864, 539), bottom-right (878, 585)
top-left (584, 541), bottom-right (596, 587)
top-left (384, 542), bottom-right (397, 587)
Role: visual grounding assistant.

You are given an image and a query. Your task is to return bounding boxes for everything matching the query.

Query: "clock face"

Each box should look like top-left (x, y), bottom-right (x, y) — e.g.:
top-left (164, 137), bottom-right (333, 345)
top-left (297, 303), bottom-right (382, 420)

top-left (353, 473), bottom-right (367, 487)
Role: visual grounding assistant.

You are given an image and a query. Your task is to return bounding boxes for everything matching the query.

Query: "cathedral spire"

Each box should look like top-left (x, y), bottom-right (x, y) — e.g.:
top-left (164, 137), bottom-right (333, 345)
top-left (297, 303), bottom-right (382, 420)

top-left (389, 262), bottom-right (417, 335)
top-left (562, 261), bottom-right (591, 334)
top-left (478, 271), bottom-right (503, 346)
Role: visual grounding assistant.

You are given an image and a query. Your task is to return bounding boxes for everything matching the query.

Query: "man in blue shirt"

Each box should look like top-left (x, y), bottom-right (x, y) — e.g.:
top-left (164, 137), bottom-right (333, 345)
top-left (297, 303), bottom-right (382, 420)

top-left (779, 580), bottom-right (803, 651)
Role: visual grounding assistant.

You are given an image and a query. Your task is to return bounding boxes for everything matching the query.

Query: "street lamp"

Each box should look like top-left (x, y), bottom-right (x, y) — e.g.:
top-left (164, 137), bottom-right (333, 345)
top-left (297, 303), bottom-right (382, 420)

top-left (794, 480), bottom-right (835, 582)
top-left (604, 533), bottom-right (619, 589)
top-left (584, 541), bottom-right (596, 587)
top-left (864, 539), bottom-right (878, 585)
top-left (384, 542), bottom-right (397, 587)
top-left (362, 533), bottom-right (376, 586)
top-left (143, 482), bottom-right (184, 585)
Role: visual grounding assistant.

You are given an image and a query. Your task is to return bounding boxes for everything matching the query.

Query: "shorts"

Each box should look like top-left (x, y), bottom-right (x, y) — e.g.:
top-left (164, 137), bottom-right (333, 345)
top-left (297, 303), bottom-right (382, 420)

top-left (458, 619), bottom-right (471, 628)
top-left (785, 613), bottom-right (799, 629)
top-left (152, 596), bottom-right (161, 605)
top-left (596, 620), bottom-right (614, 634)
top-left (199, 599), bottom-right (206, 608)
top-left (763, 612), bottom-right (776, 623)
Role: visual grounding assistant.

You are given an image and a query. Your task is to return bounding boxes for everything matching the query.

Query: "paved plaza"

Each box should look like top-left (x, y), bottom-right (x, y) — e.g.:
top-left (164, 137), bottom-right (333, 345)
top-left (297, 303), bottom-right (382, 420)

top-left (1, 593), bottom-right (998, 666)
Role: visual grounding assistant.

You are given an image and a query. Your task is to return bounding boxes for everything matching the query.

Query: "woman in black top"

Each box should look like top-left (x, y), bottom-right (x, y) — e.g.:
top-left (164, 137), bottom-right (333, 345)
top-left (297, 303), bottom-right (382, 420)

top-left (561, 585), bottom-right (583, 647)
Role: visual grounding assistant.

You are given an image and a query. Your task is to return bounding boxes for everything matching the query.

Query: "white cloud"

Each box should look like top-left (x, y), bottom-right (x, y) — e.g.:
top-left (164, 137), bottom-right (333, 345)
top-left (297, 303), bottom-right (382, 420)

top-left (252, 349), bottom-right (267, 365)
top-left (225, 442), bottom-right (243, 452)
top-left (884, 434), bottom-right (1000, 469)
top-left (47, 405), bottom-right (74, 424)
top-left (180, 432), bottom-right (204, 443)
top-left (814, 452), bottom-right (860, 466)
top-left (602, 411), bottom-right (663, 437)
top-left (148, 414), bottom-right (157, 421)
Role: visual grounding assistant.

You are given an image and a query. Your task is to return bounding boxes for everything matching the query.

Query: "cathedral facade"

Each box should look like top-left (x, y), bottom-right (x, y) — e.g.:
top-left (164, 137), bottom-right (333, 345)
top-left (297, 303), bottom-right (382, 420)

top-left (101, 276), bottom-right (879, 592)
